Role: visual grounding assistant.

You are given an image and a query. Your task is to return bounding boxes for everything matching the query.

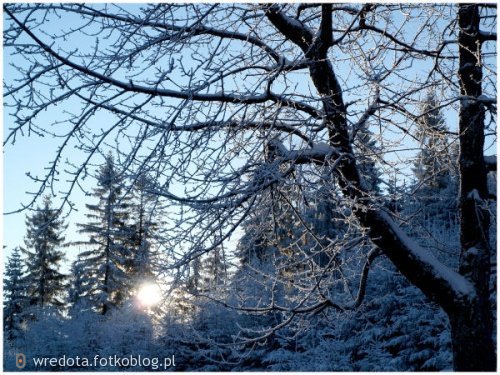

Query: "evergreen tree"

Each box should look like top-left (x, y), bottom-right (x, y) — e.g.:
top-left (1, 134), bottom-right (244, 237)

top-left (3, 247), bottom-right (28, 341)
top-left (413, 92), bottom-right (452, 190)
top-left (67, 258), bottom-right (93, 315)
top-left (230, 193), bottom-right (286, 317)
top-left (411, 92), bottom-right (459, 229)
top-left (355, 122), bottom-right (382, 194)
top-left (76, 154), bottom-right (133, 314)
top-left (128, 173), bottom-right (160, 285)
top-left (22, 195), bottom-right (67, 309)
top-left (385, 172), bottom-right (404, 214)
top-left (200, 247), bottom-right (227, 293)
top-left (302, 175), bottom-right (348, 269)
top-left (186, 256), bottom-right (202, 295)
top-left (68, 259), bottom-right (84, 307)
top-left (169, 256), bottom-right (201, 318)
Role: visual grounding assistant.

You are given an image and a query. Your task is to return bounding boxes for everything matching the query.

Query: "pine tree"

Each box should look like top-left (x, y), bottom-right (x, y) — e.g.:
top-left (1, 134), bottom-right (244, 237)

top-left (412, 92), bottom-right (458, 228)
top-left (3, 247), bottom-right (28, 341)
top-left (226, 183), bottom-right (289, 305)
top-left (385, 173), bottom-right (404, 214)
top-left (22, 195), bottom-right (67, 309)
top-left (303, 174), bottom-right (349, 269)
top-left (169, 257), bottom-right (202, 319)
top-left (200, 247), bottom-right (227, 293)
top-left (186, 256), bottom-right (202, 295)
top-left (413, 92), bottom-right (453, 190)
top-left (355, 122), bottom-right (382, 194)
top-left (128, 173), bottom-right (160, 285)
top-left (76, 154), bottom-right (133, 314)
top-left (67, 258), bottom-right (93, 315)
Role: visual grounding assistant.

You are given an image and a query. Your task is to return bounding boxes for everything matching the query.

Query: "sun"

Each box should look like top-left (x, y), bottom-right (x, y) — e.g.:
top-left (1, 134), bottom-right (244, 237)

top-left (136, 283), bottom-right (162, 308)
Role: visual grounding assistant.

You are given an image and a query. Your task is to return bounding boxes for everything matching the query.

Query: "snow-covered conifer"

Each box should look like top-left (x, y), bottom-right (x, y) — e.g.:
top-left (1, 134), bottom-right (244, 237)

top-left (76, 154), bottom-right (132, 314)
top-left (3, 247), bottom-right (28, 341)
top-left (22, 195), bottom-right (67, 310)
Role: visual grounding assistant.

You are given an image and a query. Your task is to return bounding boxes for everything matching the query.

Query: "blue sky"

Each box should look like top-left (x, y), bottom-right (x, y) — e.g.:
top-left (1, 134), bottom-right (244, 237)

top-left (0, 4), bottom-right (443, 258)
top-left (2, 3), bottom-right (496, 270)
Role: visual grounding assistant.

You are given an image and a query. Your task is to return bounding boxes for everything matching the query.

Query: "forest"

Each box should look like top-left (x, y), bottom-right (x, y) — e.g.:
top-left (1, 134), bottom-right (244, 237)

top-left (3, 3), bottom-right (497, 372)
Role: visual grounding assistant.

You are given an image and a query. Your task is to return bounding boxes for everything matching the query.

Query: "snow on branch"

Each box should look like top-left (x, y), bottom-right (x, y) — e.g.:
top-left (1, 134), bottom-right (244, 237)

top-left (265, 4), bottom-right (314, 52)
top-left (378, 211), bottom-right (475, 301)
top-left (267, 140), bottom-right (342, 166)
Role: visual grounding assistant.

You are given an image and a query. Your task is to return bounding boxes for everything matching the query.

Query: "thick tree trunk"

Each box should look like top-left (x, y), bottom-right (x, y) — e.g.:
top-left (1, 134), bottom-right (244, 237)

top-left (449, 299), bottom-right (495, 371)
top-left (453, 4), bottom-right (496, 371)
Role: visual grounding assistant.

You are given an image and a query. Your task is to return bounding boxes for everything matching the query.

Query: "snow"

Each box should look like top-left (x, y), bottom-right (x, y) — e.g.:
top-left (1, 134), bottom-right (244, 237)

top-left (379, 211), bottom-right (475, 298)
top-left (460, 94), bottom-right (496, 107)
top-left (477, 94), bottom-right (496, 104)
top-left (268, 141), bottom-right (338, 164)
top-left (294, 143), bottom-right (337, 158)
top-left (276, 11), bottom-right (312, 34)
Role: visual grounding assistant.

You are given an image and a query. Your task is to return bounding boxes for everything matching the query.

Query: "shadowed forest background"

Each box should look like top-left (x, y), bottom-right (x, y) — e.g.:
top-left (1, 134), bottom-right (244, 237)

top-left (3, 3), bottom-right (497, 371)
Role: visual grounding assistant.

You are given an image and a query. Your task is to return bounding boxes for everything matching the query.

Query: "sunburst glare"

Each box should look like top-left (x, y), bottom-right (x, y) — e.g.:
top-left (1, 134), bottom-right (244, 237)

top-left (136, 283), bottom-right (162, 308)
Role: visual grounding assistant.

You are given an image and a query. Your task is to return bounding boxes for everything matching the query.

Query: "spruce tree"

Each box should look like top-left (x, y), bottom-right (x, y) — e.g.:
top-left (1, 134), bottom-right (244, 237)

top-left (355, 122), bottom-right (382, 194)
top-left (186, 256), bottom-right (202, 295)
top-left (412, 92), bottom-right (458, 228)
top-left (76, 154), bottom-right (132, 314)
top-left (128, 173), bottom-right (160, 285)
top-left (385, 173), bottom-right (404, 214)
top-left (67, 259), bottom-right (91, 314)
top-left (3, 247), bottom-right (28, 341)
top-left (201, 247), bottom-right (226, 293)
top-left (23, 195), bottom-right (67, 309)
top-left (413, 92), bottom-right (452, 190)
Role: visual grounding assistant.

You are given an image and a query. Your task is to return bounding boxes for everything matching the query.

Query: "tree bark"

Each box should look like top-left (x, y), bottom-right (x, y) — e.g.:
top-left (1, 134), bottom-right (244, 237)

top-left (450, 4), bottom-right (495, 371)
top-left (449, 300), bottom-right (495, 371)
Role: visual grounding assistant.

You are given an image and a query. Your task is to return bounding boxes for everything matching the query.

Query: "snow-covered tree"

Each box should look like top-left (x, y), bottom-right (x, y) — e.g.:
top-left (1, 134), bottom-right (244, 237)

top-left (3, 247), bottom-right (28, 341)
top-left (385, 173), bottom-right (404, 214)
top-left (76, 154), bottom-right (133, 314)
top-left (414, 93), bottom-right (452, 188)
top-left (67, 258), bottom-right (92, 315)
top-left (128, 173), bottom-right (161, 285)
top-left (231, 196), bottom-right (283, 307)
top-left (186, 256), bottom-right (203, 295)
top-left (200, 247), bottom-right (227, 293)
top-left (22, 195), bottom-right (67, 310)
top-left (411, 92), bottom-right (459, 226)
top-left (399, 93), bottom-right (461, 282)
top-left (355, 121), bottom-right (382, 194)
